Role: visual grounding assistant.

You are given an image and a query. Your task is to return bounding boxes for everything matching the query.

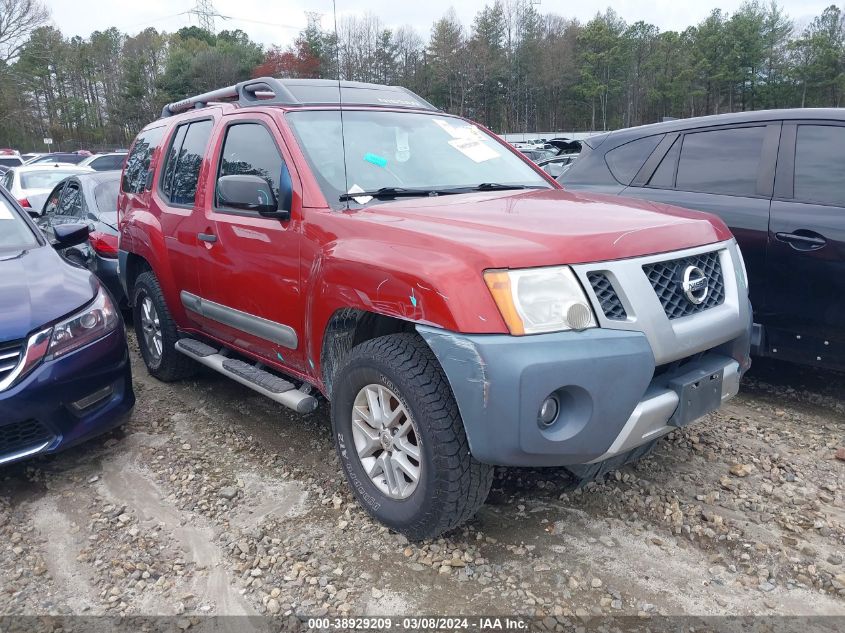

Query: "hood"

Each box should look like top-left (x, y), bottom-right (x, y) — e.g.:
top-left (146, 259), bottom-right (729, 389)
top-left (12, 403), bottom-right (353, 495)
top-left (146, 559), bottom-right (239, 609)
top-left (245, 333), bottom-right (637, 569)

top-left (0, 245), bottom-right (96, 342)
top-left (351, 189), bottom-right (732, 268)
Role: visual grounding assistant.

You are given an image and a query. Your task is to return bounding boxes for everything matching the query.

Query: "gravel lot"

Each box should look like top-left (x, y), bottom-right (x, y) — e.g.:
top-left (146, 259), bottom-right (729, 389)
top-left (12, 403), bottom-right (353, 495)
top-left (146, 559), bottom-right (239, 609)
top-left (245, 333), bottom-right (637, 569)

top-left (1, 331), bottom-right (844, 621)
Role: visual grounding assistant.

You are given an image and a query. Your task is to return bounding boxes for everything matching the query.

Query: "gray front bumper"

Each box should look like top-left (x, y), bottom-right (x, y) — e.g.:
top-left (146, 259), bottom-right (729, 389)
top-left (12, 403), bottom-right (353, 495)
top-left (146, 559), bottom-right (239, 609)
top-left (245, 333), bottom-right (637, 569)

top-left (417, 320), bottom-right (750, 468)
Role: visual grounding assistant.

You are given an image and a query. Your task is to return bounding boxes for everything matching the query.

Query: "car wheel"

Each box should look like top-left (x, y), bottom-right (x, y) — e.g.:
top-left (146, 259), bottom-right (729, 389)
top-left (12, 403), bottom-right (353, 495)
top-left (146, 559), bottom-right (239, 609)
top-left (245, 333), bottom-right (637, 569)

top-left (331, 333), bottom-right (493, 540)
top-left (132, 271), bottom-right (196, 382)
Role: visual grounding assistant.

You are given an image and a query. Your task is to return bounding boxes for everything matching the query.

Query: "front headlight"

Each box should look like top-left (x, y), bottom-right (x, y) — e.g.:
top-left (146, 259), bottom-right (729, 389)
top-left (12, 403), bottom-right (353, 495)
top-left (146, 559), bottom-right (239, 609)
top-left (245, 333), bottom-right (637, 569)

top-left (484, 266), bottom-right (597, 335)
top-left (47, 287), bottom-right (119, 359)
top-left (734, 245), bottom-right (749, 294)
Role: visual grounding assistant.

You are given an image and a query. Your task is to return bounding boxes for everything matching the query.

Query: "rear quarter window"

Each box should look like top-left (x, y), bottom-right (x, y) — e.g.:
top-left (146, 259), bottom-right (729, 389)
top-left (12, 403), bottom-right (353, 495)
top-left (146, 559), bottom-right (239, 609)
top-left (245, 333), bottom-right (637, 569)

top-left (604, 135), bottom-right (663, 185)
top-left (648, 137), bottom-right (681, 189)
top-left (122, 127), bottom-right (166, 194)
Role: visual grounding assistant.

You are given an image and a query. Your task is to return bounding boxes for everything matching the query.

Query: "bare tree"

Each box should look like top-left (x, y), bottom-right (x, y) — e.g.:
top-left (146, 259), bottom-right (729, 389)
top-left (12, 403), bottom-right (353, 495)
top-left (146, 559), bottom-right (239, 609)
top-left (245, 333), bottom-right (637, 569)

top-left (0, 0), bottom-right (49, 62)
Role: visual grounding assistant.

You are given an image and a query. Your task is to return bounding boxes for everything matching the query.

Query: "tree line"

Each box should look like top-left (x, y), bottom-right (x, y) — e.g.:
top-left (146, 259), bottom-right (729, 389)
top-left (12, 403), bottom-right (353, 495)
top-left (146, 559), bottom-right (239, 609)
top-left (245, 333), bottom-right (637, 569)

top-left (1, 0), bottom-right (844, 150)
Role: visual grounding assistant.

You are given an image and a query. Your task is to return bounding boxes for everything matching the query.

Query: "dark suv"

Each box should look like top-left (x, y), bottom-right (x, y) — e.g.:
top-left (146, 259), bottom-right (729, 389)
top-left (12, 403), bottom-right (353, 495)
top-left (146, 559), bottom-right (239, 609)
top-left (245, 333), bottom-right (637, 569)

top-left (561, 109), bottom-right (845, 370)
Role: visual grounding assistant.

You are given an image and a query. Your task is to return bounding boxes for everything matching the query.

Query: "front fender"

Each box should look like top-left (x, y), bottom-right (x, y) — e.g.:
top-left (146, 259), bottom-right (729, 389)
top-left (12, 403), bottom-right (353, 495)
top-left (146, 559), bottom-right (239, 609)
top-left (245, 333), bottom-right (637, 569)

top-left (303, 237), bottom-right (507, 385)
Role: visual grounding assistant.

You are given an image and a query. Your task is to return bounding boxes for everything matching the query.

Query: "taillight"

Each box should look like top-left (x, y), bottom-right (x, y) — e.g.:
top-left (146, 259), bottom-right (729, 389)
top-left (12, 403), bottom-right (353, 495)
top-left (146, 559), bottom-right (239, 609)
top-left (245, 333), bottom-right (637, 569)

top-left (89, 231), bottom-right (118, 258)
top-left (17, 197), bottom-right (30, 208)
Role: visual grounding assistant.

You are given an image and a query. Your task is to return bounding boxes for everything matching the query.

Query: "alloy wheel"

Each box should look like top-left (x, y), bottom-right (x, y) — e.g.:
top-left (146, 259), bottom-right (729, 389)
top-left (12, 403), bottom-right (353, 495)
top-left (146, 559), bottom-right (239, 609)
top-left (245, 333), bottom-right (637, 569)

top-left (351, 383), bottom-right (421, 499)
top-left (140, 296), bottom-right (163, 364)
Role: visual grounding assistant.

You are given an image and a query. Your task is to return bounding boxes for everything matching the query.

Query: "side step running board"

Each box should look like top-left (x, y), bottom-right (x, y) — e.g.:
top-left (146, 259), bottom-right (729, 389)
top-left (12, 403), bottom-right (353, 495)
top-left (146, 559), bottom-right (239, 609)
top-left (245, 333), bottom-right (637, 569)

top-left (175, 339), bottom-right (318, 414)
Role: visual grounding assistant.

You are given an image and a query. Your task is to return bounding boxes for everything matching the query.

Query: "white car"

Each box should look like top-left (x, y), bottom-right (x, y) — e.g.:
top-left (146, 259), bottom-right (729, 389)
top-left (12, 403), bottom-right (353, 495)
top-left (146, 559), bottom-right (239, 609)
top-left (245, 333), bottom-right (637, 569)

top-left (77, 152), bottom-right (128, 172)
top-left (0, 164), bottom-right (93, 214)
top-left (511, 139), bottom-right (549, 150)
top-left (0, 155), bottom-right (24, 172)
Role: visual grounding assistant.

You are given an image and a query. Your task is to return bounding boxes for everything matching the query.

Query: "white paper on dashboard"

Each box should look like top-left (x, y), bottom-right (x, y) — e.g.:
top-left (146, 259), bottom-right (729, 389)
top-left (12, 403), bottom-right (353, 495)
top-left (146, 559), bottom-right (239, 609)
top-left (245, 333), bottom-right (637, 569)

top-left (448, 138), bottom-right (500, 163)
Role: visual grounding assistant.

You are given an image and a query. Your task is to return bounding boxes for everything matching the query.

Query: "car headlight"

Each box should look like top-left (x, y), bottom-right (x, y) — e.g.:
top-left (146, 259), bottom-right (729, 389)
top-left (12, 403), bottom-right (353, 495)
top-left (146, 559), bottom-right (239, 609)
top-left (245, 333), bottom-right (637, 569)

top-left (47, 287), bottom-right (119, 359)
top-left (734, 244), bottom-right (749, 294)
top-left (484, 266), bottom-right (597, 335)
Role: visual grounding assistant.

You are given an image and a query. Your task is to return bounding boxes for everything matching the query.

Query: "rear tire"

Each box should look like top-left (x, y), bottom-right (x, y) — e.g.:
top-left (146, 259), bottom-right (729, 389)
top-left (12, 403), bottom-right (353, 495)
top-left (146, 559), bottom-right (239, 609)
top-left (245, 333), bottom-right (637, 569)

top-left (331, 333), bottom-right (493, 540)
top-left (132, 271), bottom-right (196, 382)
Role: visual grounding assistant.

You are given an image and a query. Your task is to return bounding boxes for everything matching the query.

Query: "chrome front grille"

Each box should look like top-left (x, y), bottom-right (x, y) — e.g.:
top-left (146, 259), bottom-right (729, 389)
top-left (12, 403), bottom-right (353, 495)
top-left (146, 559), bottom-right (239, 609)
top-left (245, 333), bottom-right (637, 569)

top-left (642, 251), bottom-right (725, 320)
top-left (587, 272), bottom-right (627, 320)
top-left (574, 240), bottom-right (747, 367)
top-left (0, 339), bottom-right (23, 384)
top-left (0, 419), bottom-right (54, 460)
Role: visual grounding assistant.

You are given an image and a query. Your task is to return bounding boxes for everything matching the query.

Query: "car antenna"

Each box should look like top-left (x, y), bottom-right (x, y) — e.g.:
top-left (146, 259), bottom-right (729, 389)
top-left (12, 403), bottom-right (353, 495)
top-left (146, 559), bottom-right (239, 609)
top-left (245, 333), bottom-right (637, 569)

top-left (333, 0), bottom-right (350, 211)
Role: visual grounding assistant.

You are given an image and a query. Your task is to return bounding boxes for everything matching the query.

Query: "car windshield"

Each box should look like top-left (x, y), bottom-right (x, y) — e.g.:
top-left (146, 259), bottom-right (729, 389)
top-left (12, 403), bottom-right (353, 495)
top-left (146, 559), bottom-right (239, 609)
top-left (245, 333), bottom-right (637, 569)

top-left (0, 196), bottom-right (38, 253)
top-left (21, 170), bottom-right (80, 190)
top-left (286, 110), bottom-right (549, 208)
top-left (93, 179), bottom-right (119, 222)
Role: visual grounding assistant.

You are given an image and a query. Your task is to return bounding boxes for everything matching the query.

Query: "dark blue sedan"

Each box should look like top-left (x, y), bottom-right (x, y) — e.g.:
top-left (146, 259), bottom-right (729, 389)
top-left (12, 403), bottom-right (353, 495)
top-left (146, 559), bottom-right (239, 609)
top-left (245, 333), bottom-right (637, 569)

top-left (0, 187), bottom-right (134, 465)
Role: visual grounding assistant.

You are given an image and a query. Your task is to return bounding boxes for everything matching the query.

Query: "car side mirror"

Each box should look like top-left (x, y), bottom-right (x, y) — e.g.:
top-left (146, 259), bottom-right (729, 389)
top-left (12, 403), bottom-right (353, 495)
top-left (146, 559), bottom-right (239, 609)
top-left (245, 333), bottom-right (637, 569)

top-left (26, 209), bottom-right (39, 219)
top-left (217, 174), bottom-right (289, 220)
top-left (52, 223), bottom-right (90, 249)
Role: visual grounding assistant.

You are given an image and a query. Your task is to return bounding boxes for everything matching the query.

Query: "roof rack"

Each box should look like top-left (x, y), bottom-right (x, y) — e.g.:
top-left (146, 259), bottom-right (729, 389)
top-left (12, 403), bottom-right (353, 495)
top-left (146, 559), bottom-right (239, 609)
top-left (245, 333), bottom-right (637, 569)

top-left (161, 77), bottom-right (297, 117)
top-left (161, 77), bottom-right (439, 118)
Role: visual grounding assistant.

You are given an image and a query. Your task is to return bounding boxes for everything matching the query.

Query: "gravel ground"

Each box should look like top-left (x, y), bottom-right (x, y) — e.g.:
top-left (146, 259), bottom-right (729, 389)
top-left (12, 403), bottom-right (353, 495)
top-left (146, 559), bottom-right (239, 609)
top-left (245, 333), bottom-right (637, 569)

top-left (1, 332), bottom-right (844, 621)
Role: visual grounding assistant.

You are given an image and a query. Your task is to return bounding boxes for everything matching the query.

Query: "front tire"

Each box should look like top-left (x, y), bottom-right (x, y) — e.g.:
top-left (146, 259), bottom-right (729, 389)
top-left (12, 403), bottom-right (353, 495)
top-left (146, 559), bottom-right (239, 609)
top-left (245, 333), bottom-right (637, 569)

top-left (132, 271), bottom-right (196, 382)
top-left (331, 333), bottom-right (493, 540)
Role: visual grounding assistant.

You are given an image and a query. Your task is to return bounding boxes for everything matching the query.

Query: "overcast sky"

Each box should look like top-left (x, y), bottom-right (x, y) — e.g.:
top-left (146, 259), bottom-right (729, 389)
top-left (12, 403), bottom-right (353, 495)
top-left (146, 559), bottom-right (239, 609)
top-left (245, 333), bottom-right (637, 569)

top-left (47, 0), bottom-right (831, 48)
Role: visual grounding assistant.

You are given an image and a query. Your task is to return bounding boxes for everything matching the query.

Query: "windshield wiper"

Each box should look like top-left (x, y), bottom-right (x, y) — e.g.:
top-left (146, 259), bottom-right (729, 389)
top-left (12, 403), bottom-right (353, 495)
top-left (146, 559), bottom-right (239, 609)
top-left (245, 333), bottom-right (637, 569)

top-left (339, 187), bottom-right (458, 202)
top-left (338, 184), bottom-right (544, 203)
top-left (473, 183), bottom-right (533, 191)
top-left (436, 183), bottom-right (543, 194)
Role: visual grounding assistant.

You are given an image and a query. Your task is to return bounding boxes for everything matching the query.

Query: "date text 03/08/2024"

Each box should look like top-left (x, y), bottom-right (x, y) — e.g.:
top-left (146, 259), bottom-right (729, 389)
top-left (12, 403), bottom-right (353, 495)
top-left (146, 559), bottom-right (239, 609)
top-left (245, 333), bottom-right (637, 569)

top-left (305, 617), bottom-right (529, 630)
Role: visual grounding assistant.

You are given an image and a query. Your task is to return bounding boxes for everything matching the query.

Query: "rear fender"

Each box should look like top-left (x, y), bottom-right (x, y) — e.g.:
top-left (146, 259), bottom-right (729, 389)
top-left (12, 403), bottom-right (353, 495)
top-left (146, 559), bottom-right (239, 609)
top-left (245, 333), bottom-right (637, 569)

top-left (120, 210), bottom-right (187, 323)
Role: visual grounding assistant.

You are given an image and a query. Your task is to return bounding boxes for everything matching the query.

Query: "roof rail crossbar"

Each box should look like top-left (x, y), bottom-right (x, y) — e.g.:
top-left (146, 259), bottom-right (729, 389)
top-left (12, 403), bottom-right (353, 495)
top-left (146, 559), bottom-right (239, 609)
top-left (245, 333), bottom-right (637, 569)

top-left (161, 77), bottom-right (298, 118)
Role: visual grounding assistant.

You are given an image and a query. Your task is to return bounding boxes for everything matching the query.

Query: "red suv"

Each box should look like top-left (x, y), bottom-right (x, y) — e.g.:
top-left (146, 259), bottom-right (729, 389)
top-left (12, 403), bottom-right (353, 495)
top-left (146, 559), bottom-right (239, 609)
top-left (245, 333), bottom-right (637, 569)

top-left (118, 78), bottom-right (752, 539)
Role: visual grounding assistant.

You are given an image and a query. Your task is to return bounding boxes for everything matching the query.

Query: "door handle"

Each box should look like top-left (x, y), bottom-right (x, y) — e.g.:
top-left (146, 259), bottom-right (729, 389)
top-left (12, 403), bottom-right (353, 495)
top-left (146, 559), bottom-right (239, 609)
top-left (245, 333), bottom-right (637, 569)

top-left (775, 231), bottom-right (826, 251)
top-left (198, 232), bottom-right (217, 243)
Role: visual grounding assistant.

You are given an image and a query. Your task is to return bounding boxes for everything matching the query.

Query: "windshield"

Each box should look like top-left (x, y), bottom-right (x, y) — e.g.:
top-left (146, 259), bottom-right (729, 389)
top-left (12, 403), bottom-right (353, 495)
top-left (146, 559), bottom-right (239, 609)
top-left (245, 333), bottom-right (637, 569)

top-left (0, 196), bottom-right (38, 253)
top-left (93, 179), bottom-right (119, 222)
top-left (286, 110), bottom-right (549, 208)
top-left (21, 170), bottom-right (80, 190)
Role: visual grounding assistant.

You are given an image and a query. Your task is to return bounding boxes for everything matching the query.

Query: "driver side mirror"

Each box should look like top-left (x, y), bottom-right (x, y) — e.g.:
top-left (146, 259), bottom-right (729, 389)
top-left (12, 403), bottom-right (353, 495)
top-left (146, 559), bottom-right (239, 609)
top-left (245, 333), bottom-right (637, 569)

top-left (52, 223), bottom-right (89, 249)
top-left (217, 174), bottom-right (290, 220)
